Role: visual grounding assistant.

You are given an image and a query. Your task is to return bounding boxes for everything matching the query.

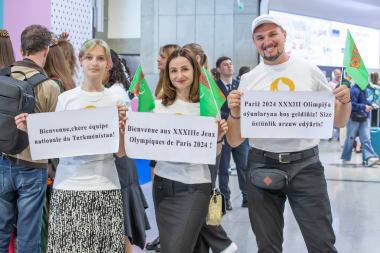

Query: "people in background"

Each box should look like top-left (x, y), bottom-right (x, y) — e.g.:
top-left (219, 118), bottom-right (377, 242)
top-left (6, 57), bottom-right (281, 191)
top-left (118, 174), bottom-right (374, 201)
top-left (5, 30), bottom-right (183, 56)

top-left (329, 69), bottom-right (341, 91)
top-left (0, 29), bottom-right (15, 68)
top-left (155, 44), bottom-right (181, 98)
top-left (341, 83), bottom-right (379, 166)
top-left (236, 66), bottom-right (250, 82)
top-left (104, 49), bottom-right (151, 253)
top-left (215, 56), bottom-right (248, 211)
top-left (368, 72), bottom-right (380, 127)
top-left (0, 25), bottom-right (60, 253)
top-left (210, 68), bottom-right (220, 82)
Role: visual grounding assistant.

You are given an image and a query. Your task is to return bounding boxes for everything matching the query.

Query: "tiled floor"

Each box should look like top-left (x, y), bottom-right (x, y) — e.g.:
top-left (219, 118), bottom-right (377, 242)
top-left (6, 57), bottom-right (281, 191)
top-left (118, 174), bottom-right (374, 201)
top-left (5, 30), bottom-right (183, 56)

top-left (133, 140), bottom-right (380, 252)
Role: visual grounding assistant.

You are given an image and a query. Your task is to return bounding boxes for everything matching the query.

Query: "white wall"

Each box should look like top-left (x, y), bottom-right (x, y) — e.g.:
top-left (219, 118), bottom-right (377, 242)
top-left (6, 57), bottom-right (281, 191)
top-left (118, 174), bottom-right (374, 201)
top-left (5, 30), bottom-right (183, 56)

top-left (108, 0), bottom-right (141, 39)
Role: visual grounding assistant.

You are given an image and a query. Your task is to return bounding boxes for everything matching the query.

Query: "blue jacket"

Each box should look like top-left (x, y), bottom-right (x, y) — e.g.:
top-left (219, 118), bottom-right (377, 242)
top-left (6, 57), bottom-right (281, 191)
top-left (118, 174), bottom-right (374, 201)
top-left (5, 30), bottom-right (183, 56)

top-left (216, 79), bottom-right (240, 121)
top-left (351, 84), bottom-right (372, 117)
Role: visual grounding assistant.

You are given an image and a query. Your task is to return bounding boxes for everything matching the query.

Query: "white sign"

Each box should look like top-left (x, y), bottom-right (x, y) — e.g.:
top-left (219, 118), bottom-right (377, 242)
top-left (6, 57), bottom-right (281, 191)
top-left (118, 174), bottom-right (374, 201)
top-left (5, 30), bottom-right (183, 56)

top-left (27, 107), bottom-right (120, 160)
top-left (125, 112), bottom-right (218, 164)
top-left (241, 91), bottom-right (335, 139)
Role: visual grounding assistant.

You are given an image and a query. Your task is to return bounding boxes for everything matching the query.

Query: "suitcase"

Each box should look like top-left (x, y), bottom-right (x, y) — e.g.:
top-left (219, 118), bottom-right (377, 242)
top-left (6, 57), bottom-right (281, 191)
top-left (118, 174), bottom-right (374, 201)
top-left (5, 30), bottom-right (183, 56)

top-left (363, 110), bottom-right (380, 163)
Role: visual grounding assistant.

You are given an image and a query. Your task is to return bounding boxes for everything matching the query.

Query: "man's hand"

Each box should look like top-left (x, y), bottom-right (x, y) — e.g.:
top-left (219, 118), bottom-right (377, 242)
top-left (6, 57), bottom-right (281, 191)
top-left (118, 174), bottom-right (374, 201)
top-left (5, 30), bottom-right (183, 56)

top-left (372, 104), bottom-right (379, 110)
top-left (365, 105), bottom-right (373, 112)
top-left (227, 90), bottom-right (243, 117)
top-left (15, 113), bottom-right (29, 133)
top-left (333, 85), bottom-right (350, 104)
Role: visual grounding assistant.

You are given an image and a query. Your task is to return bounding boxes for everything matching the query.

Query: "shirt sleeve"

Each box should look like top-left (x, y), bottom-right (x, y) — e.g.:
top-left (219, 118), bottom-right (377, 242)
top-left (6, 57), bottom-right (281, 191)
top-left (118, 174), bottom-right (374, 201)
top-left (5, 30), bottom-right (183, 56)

top-left (238, 74), bottom-right (247, 91)
top-left (44, 80), bottom-right (61, 112)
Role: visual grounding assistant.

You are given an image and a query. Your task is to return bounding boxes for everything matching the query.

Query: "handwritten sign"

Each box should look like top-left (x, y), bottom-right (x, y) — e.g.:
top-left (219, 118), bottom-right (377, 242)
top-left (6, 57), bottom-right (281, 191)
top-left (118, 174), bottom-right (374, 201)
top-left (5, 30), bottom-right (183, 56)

top-left (27, 106), bottom-right (119, 160)
top-left (241, 91), bottom-right (335, 139)
top-left (125, 112), bottom-right (218, 164)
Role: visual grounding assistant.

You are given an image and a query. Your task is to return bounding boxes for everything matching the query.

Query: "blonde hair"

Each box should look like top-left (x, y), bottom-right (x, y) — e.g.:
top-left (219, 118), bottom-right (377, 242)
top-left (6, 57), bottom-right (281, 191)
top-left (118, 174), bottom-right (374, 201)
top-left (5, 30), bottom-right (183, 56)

top-left (183, 43), bottom-right (210, 72)
top-left (78, 39), bottom-right (113, 69)
top-left (155, 44), bottom-right (180, 97)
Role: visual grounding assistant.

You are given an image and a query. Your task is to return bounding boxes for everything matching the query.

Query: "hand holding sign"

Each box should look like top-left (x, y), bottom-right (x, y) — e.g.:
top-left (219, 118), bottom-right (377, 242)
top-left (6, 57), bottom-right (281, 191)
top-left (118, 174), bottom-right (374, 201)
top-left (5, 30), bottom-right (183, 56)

top-left (15, 113), bottom-right (29, 133)
top-left (117, 104), bottom-right (128, 134)
top-left (227, 90), bottom-right (244, 117)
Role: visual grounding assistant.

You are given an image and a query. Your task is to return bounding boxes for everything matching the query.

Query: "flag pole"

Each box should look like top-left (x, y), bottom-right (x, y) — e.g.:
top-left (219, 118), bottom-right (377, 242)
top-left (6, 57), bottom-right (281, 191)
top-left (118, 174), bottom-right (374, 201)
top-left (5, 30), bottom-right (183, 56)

top-left (340, 29), bottom-right (349, 87)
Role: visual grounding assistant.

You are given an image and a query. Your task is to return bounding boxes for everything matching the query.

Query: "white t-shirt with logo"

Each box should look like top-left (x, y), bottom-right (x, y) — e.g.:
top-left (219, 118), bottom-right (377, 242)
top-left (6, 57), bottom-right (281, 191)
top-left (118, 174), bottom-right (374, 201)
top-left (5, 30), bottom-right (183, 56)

top-left (238, 56), bottom-right (332, 152)
top-left (53, 87), bottom-right (124, 191)
top-left (108, 83), bottom-right (132, 111)
top-left (153, 99), bottom-right (212, 184)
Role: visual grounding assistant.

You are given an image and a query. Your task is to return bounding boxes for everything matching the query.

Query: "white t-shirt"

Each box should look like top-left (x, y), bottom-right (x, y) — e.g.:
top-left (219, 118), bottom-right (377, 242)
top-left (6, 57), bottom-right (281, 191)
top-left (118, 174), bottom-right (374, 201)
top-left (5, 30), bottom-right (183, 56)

top-left (153, 99), bottom-right (211, 184)
top-left (53, 87), bottom-right (124, 191)
top-left (238, 57), bottom-right (332, 152)
top-left (108, 83), bottom-right (132, 111)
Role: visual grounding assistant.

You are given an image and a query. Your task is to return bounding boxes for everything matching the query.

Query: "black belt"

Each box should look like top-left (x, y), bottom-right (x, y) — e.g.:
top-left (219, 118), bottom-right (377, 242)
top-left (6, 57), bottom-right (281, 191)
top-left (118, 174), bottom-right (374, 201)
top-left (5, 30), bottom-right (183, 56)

top-left (250, 146), bottom-right (319, 163)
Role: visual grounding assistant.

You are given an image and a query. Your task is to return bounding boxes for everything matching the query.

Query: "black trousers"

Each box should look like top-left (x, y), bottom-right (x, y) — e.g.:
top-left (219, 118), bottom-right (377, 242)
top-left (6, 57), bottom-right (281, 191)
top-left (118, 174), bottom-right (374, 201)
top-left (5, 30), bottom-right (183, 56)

top-left (219, 140), bottom-right (248, 200)
top-left (247, 148), bottom-right (338, 253)
top-left (193, 222), bottom-right (232, 253)
top-left (153, 176), bottom-right (211, 253)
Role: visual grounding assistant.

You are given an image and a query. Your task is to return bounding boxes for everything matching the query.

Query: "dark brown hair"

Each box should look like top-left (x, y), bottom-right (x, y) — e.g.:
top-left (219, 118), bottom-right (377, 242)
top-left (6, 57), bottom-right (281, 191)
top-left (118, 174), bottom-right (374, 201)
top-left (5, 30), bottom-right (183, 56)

top-left (370, 72), bottom-right (379, 85)
top-left (0, 37), bottom-right (15, 68)
top-left (237, 66), bottom-right (251, 80)
top-left (155, 44), bottom-right (180, 97)
top-left (107, 49), bottom-right (131, 91)
top-left (21, 25), bottom-right (51, 56)
top-left (44, 46), bottom-right (76, 91)
top-left (216, 56), bottom-right (231, 68)
top-left (183, 43), bottom-right (209, 72)
top-left (211, 68), bottom-right (220, 82)
top-left (161, 48), bottom-right (201, 106)
top-left (58, 40), bottom-right (78, 78)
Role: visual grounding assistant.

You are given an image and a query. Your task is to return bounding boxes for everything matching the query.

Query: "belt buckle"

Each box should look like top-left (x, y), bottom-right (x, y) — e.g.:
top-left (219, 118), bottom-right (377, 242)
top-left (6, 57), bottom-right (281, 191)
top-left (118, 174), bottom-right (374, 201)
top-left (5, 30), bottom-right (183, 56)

top-left (279, 153), bottom-right (290, 163)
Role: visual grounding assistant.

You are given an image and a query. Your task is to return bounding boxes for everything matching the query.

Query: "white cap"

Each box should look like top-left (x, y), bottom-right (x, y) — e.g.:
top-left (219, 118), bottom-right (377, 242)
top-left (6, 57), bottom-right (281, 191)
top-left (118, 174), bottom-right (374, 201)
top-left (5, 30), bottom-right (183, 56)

top-left (251, 14), bottom-right (282, 34)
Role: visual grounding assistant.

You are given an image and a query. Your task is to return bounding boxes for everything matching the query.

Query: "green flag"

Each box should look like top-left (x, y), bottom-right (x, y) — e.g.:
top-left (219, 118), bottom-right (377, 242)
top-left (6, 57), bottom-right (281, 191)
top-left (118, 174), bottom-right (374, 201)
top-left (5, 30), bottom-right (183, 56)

top-left (343, 30), bottom-right (369, 90)
top-left (199, 68), bottom-right (226, 117)
top-left (128, 64), bottom-right (155, 112)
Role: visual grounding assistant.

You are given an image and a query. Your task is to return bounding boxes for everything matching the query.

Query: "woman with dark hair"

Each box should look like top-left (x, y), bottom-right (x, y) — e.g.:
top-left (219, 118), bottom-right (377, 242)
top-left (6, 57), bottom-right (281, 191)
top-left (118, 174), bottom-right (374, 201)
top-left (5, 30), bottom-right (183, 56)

top-left (103, 49), bottom-right (151, 253)
top-left (0, 29), bottom-right (15, 68)
top-left (236, 66), bottom-right (250, 81)
top-left (155, 44), bottom-right (180, 98)
top-left (152, 48), bottom-right (228, 253)
top-left (44, 36), bottom-right (76, 92)
top-left (368, 72), bottom-right (380, 126)
top-left (210, 68), bottom-right (220, 82)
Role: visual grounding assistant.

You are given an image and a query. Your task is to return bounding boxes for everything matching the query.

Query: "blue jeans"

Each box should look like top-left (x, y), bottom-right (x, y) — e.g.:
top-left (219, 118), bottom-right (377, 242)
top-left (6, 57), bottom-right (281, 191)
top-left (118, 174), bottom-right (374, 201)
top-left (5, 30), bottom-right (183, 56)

top-left (0, 155), bottom-right (47, 253)
top-left (341, 118), bottom-right (378, 161)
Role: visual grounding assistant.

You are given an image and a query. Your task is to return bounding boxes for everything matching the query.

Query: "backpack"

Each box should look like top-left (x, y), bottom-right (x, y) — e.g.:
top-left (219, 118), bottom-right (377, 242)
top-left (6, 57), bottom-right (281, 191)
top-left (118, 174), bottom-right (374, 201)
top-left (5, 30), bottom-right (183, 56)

top-left (0, 65), bottom-right (49, 154)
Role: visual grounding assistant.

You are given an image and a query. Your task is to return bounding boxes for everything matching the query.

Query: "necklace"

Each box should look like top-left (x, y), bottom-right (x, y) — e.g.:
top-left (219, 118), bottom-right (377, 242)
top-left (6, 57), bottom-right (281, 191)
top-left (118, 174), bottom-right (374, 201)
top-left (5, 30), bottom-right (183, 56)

top-left (80, 88), bottom-right (105, 103)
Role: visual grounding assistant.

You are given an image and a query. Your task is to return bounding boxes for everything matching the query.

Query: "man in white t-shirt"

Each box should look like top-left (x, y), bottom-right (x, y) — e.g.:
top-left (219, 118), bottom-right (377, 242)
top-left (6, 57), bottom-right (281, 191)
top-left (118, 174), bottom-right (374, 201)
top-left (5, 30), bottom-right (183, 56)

top-left (226, 14), bottom-right (351, 252)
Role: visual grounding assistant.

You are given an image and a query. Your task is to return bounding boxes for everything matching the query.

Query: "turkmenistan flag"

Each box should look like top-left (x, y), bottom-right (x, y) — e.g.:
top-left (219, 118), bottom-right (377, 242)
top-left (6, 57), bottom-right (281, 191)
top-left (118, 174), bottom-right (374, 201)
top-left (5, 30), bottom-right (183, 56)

top-left (128, 64), bottom-right (155, 112)
top-left (199, 68), bottom-right (226, 117)
top-left (343, 30), bottom-right (369, 90)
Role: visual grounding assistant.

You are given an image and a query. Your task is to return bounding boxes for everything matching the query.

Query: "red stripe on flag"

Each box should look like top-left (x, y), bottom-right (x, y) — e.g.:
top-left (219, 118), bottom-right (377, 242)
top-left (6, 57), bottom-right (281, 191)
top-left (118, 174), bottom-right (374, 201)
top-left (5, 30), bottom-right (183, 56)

top-left (350, 43), bottom-right (361, 69)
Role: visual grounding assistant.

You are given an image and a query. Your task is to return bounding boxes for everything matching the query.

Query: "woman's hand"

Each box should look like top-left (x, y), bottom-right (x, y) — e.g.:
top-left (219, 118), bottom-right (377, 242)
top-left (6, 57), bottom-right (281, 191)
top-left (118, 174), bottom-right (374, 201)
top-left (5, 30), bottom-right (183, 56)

top-left (15, 113), bottom-right (28, 133)
top-left (216, 119), bottom-right (228, 141)
top-left (117, 105), bottom-right (128, 134)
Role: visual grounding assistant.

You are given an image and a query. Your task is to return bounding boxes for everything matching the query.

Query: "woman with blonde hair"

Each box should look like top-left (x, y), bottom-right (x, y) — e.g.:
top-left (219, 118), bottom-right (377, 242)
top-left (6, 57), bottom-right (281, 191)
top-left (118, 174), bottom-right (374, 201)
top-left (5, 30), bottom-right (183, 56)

top-left (15, 39), bottom-right (129, 252)
top-left (155, 44), bottom-right (180, 98)
top-left (183, 43), bottom-right (210, 71)
top-left (44, 36), bottom-right (76, 92)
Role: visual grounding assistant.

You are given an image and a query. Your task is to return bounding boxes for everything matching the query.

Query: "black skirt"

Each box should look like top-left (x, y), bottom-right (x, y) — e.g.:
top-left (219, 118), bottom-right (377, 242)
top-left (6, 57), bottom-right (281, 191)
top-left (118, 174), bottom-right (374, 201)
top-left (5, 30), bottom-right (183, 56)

top-left (114, 155), bottom-right (151, 249)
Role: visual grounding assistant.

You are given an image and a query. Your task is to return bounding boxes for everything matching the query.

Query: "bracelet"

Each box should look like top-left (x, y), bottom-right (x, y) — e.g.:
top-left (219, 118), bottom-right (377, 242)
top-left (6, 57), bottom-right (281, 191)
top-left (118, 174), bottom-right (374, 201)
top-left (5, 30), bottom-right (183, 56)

top-left (341, 99), bottom-right (351, 104)
top-left (229, 110), bottom-right (240, 119)
top-left (217, 138), bottom-right (223, 144)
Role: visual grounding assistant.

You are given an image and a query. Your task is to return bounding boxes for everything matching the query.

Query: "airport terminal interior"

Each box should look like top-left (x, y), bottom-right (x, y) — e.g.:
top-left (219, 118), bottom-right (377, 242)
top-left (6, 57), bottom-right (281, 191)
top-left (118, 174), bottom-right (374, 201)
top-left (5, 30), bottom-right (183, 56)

top-left (1, 0), bottom-right (380, 252)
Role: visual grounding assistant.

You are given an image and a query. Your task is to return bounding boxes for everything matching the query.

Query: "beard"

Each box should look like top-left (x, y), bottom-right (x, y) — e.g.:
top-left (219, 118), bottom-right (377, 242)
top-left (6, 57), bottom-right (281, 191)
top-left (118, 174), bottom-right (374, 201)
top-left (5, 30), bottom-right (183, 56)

top-left (261, 43), bottom-right (284, 61)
